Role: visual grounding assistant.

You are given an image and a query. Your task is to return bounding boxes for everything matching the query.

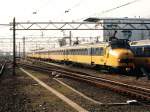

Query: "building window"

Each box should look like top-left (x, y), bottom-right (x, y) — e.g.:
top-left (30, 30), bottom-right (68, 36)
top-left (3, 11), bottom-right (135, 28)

top-left (122, 30), bottom-right (132, 39)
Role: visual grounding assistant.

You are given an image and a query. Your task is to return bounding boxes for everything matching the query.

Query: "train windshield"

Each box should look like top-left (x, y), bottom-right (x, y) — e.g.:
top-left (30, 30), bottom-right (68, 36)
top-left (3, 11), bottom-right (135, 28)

top-left (109, 39), bottom-right (130, 49)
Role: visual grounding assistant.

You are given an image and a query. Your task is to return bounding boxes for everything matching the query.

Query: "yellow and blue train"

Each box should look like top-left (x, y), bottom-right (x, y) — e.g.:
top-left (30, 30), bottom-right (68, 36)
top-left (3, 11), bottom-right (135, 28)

top-left (131, 40), bottom-right (150, 72)
top-left (28, 39), bottom-right (135, 72)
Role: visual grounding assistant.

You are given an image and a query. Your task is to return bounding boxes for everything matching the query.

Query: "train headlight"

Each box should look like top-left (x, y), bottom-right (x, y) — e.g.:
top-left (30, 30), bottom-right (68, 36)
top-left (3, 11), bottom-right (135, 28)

top-left (118, 59), bottom-right (121, 62)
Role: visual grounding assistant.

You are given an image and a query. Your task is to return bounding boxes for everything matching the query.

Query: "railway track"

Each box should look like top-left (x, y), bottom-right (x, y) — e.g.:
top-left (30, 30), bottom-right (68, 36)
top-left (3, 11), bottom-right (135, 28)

top-left (0, 62), bottom-right (6, 76)
top-left (18, 62), bottom-right (150, 102)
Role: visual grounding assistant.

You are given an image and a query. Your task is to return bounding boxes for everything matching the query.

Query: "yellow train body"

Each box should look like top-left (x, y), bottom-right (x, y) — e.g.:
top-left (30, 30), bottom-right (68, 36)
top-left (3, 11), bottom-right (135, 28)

top-left (28, 39), bottom-right (135, 71)
top-left (131, 44), bottom-right (150, 72)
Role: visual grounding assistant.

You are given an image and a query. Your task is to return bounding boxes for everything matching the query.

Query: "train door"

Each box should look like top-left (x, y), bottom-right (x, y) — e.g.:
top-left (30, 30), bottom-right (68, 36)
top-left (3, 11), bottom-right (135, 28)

top-left (91, 47), bottom-right (106, 65)
top-left (64, 49), bottom-right (68, 61)
top-left (91, 47), bottom-right (94, 65)
top-left (103, 46), bottom-right (109, 66)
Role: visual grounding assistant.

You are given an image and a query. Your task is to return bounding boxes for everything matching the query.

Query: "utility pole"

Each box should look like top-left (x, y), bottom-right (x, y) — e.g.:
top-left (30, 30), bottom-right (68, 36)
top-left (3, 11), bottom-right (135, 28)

top-left (23, 37), bottom-right (25, 59)
top-left (69, 31), bottom-right (72, 46)
top-left (13, 17), bottom-right (16, 75)
top-left (19, 42), bottom-right (20, 58)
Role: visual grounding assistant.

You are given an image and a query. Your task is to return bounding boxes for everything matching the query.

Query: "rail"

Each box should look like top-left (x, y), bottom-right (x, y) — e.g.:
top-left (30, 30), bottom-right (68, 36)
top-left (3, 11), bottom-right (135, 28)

top-left (0, 62), bottom-right (5, 76)
top-left (19, 62), bottom-right (150, 102)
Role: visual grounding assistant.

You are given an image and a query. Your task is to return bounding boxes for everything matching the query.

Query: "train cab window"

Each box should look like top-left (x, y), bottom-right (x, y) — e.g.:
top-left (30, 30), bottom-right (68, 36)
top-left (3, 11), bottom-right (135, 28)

top-left (110, 39), bottom-right (130, 49)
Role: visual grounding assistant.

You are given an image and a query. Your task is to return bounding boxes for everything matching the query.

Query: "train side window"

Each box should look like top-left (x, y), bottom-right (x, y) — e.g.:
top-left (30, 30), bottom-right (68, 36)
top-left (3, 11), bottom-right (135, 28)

top-left (69, 49), bottom-right (70, 55)
top-left (100, 47), bottom-right (104, 55)
top-left (78, 49), bottom-right (81, 55)
top-left (80, 49), bottom-right (82, 55)
top-left (92, 48), bottom-right (95, 55)
top-left (79, 49), bottom-right (81, 55)
top-left (81, 49), bottom-right (83, 55)
top-left (88, 48), bottom-right (91, 55)
top-left (74, 49), bottom-right (76, 55)
top-left (81, 49), bottom-right (84, 55)
top-left (74, 49), bottom-right (75, 55)
top-left (95, 48), bottom-right (99, 55)
top-left (84, 49), bottom-right (86, 55)
top-left (70, 49), bottom-right (72, 55)
top-left (135, 47), bottom-right (142, 56)
top-left (144, 47), bottom-right (150, 57)
top-left (71, 49), bottom-right (72, 55)
top-left (72, 49), bottom-right (73, 55)
top-left (91, 48), bottom-right (94, 55)
top-left (76, 49), bottom-right (77, 55)
top-left (91, 47), bottom-right (104, 56)
top-left (75, 49), bottom-right (77, 55)
top-left (78, 49), bottom-right (80, 55)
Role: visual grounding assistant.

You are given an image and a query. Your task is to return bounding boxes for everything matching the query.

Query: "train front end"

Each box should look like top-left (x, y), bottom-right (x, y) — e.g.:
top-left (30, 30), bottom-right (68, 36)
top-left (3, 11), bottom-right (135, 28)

top-left (107, 39), bottom-right (135, 72)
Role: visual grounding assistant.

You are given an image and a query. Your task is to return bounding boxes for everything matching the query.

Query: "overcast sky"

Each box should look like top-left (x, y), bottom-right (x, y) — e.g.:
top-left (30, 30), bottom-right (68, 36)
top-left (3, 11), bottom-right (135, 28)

top-left (0, 0), bottom-right (150, 52)
top-left (0, 0), bottom-right (149, 22)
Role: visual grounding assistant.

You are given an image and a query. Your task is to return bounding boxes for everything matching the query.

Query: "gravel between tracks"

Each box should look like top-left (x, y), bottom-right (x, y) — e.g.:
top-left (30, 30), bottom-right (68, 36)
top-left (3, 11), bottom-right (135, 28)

top-left (0, 66), bottom-right (76, 112)
top-left (37, 61), bottom-right (150, 90)
top-left (20, 67), bottom-right (150, 112)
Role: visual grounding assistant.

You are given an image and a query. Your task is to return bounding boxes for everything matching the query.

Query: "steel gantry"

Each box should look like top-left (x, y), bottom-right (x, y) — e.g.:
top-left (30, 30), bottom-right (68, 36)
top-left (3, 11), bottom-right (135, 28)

top-left (10, 17), bottom-right (150, 75)
top-left (10, 20), bottom-right (150, 31)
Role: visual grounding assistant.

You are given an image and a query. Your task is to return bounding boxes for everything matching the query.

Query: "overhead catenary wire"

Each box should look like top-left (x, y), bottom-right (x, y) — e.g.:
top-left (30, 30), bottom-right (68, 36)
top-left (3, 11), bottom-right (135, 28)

top-left (99, 0), bottom-right (142, 15)
top-left (32, 0), bottom-right (55, 14)
top-left (76, 0), bottom-right (142, 21)
top-left (64, 0), bottom-right (84, 13)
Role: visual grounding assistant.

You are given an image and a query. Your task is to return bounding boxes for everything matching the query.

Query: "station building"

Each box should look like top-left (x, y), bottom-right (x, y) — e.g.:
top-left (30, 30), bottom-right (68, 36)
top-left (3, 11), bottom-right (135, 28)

top-left (88, 18), bottom-right (150, 42)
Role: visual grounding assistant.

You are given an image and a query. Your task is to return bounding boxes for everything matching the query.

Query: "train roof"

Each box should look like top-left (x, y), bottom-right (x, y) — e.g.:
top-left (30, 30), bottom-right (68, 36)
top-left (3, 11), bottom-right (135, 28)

top-left (33, 42), bottom-right (109, 53)
top-left (130, 39), bottom-right (150, 46)
top-left (84, 17), bottom-right (150, 22)
top-left (52, 42), bottom-right (108, 50)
